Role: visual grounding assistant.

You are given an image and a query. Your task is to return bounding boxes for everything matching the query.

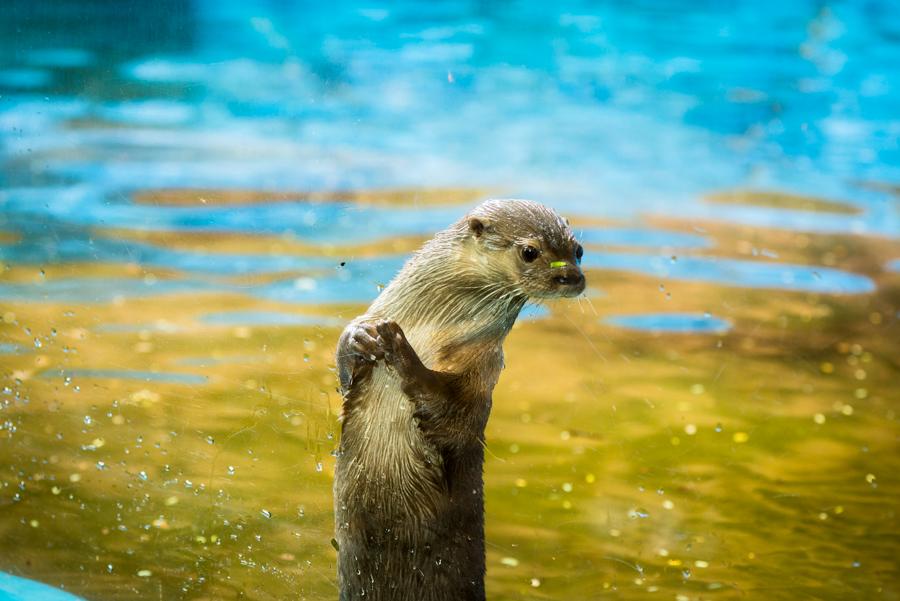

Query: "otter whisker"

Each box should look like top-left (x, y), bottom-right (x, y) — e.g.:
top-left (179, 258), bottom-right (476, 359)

top-left (574, 294), bottom-right (585, 314)
top-left (583, 292), bottom-right (599, 317)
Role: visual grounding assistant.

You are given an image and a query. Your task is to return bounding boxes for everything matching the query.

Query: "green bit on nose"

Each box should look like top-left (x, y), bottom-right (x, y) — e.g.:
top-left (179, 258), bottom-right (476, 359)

top-left (549, 261), bottom-right (567, 268)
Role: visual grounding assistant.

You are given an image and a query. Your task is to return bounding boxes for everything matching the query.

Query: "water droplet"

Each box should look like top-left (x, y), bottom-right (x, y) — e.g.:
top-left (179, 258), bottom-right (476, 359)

top-left (83, 415), bottom-right (92, 425)
top-left (206, 435), bottom-right (215, 445)
top-left (315, 461), bottom-right (324, 472)
top-left (33, 338), bottom-right (42, 348)
top-left (628, 507), bottom-right (650, 519)
top-left (96, 461), bottom-right (106, 470)
top-left (138, 471), bottom-right (148, 481)
top-left (227, 465), bottom-right (235, 476)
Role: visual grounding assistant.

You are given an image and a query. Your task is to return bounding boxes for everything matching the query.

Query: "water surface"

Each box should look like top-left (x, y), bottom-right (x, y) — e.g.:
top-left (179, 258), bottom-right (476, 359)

top-left (1, 2), bottom-right (899, 600)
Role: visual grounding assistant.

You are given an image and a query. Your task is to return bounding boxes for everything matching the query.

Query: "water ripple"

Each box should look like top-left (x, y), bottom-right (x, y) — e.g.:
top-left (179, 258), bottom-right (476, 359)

top-left (583, 252), bottom-right (875, 294)
top-left (605, 313), bottom-right (732, 334)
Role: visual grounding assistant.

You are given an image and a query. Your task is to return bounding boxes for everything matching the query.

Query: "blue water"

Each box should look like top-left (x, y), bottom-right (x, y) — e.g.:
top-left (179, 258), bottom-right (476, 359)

top-left (1, 0), bottom-right (898, 311)
top-left (578, 227), bottom-right (710, 249)
top-left (605, 312), bottom-right (732, 334)
top-left (177, 355), bottom-right (265, 367)
top-left (4, 1), bottom-right (900, 205)
top-left (199, 310), bottom-right (343, 327)
top-left (0, 571), bottom-right (85, 601)
top-left (888, 258), bottom-right (900, 272)
top-left (41, 369), bottom-right (208, 385)
top-left (582, 251), bottom-right (875, 294)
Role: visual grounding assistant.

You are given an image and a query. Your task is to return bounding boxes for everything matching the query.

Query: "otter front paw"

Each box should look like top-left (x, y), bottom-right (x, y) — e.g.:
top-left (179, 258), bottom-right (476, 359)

top-left (337, 322), bottom-right (384, 391)
top-left (374, 320), bottom-right (424, 381)
top-left (374, 320), bottom-right (449, 415)
top-left (347, 322), bottom-right (384, 363)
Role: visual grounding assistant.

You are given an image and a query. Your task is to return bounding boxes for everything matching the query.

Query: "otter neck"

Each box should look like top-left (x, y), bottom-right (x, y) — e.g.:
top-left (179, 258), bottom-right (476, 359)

top-left (369, 235), bottom-right (527, 349)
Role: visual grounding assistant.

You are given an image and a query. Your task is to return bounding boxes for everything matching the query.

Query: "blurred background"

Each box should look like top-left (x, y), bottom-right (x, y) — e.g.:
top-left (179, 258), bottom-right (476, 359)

top-left (0, 1), bottom-right (898, 599)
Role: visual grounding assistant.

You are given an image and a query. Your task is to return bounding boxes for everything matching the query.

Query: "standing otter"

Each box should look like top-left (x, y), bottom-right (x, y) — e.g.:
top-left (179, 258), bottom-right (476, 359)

top-left (334, 199), bottom-right (585, 601)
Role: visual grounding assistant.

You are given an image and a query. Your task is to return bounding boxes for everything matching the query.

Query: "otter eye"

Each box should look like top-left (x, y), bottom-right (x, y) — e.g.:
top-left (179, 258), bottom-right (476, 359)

top-left (521, 245), bottom-right (540, 263)
top-left (575, 244), bottom-right (584, 264)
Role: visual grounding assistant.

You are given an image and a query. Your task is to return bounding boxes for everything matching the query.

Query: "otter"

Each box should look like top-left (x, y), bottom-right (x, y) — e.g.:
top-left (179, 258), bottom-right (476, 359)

top-left (333, 199), bottom-right (585, 601)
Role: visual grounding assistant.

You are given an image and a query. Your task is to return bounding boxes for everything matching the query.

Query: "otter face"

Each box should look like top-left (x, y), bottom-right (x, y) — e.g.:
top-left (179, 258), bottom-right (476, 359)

top-left (514, 234), bottom-right (585, 299)
top-left (465, 199), bottom-right (586, 300)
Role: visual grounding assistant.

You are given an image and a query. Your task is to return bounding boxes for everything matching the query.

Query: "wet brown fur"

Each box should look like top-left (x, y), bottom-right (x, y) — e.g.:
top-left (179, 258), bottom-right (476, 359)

top-left (334, 199), bottom-right (584, 601)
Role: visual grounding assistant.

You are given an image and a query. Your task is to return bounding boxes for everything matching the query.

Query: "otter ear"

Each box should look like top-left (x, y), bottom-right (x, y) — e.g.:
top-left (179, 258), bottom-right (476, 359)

top-left (468, 217), bottom-right (487, 237)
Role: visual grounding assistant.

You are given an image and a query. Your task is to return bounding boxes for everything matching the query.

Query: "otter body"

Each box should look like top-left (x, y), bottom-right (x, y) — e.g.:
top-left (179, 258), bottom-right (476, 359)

top-left (334, 200), bottom-right (584, 601)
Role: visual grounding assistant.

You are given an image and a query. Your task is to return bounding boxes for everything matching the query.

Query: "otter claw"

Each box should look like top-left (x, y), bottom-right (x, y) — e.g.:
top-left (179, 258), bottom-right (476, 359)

top-left (374, 320), bottom-right (413, 362)
top-left (349, 324), bottom-right (383, 362)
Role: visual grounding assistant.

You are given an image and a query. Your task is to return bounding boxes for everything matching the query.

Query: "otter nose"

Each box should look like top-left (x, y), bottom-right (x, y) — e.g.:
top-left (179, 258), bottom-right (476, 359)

top-left (554, 271), bottom-right (584, 286)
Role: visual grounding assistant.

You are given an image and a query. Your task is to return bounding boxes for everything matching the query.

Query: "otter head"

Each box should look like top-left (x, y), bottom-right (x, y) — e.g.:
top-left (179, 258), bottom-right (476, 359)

top-left (463, 199), bottom-right (586, 299)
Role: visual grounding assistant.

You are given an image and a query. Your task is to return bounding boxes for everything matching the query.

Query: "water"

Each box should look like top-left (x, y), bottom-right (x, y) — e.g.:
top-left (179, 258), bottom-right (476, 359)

top-left (1, 1), bottom-right (898, 600)
top-left (40, 369), bottom-right (208, 385)
top-left (604, 313), bottom-right (732, 334)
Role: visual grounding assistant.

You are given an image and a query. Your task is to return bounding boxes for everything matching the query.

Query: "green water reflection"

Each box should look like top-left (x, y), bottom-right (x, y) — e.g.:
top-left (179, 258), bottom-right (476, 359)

top-left (1, 205), bottom-right (898, 601)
